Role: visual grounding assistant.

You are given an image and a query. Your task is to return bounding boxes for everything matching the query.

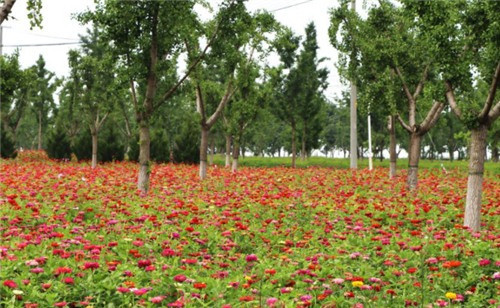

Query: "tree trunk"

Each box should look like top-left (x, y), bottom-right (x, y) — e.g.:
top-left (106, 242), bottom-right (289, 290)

top-left (291, 123), bottom-right (297, 168)
top-left (492, 137), bottom-right (498, 162)
top-left (91, 130), bottom-right (98, 169)
top-left (225, 134), bottom-right (231, 167)
top-left (389, 116), bottom-right (397, 179)
top-left (407, 133), bottom-right (421, 190)
top-left (464, 124), bottom-right (488, 232)
top-left (449, 148), bottom-right (454, 162)
top-left (138, 123), bottom-right (151, 193)
top-left (349, 1), bottom-right (357, 170)
top-left (199, 126), bottom-right (209, 180)
top-left (209, 137), bottom-right (215, 166)
top-left (301, 125), bottom-right (306, 161)
top-left (232, 139), bottom-right (239, 173)
top-left (37, 110), bottom-right (42, 150)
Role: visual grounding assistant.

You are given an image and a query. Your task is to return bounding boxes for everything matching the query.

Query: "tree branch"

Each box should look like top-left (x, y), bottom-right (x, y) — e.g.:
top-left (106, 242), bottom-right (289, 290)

top-left (394, 66), bottom-right (415, 105)
top-left (196, 84), bottom-right (206, 124)
top-left (488, 100), bottom-right (500, 123)
top-left (420, 101), bottom-right (445, 134)
top-left (157, 20), bottom-right (222, 108)
top-left (396, 113), bottom-right (412, 133)
top-left (480, 61), bottom-right (500, 120)
top-left (395, 66), bottom-right (416, 126)
top-left (413, 64), bottom-right (429, 100)
top-left (206, 80), bottom-right (235, 128)
top-left (0, 0), bottom-right (15, 25)
top-left (98, 111), bottom-right (109, 129)
top-left (445, 81), bottom-right (462, 119)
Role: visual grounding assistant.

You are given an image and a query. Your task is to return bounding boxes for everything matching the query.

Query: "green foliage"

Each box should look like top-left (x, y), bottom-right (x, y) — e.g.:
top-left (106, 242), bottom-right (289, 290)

top-left (0, 128), bottom-right (17, 158)
top-left (46, 124), bottom-right (72, 160)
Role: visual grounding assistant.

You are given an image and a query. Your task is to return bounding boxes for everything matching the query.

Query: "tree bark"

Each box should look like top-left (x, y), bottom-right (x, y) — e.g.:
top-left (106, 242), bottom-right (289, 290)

top-left (199, 126), bottom-right (209, 180)
top-left (301, 125), bottom-right (306, 161)
top-left (464, 124), bottom-right (488, 232)
top-left (291, 123), bottom-right (297, 168)
top-left (0, 0), bottom-right (15, 25)
top-left (37, 110), bottom-right (42, 150)
top-left (232, 139), bottom-right (239, 173)
top-left (225, 134), bottom-right (231, 167)
top-left (91, 129), bottom-right (98, 169)
top-left (209, 137), bottom-right (215, 166)
top-left (407, 133), bottom-right (421, 190)
top-left (137, 123), bottom-right (151, 193)
top-left (388, 115), bottom-right (397, 179)
top-left (492, 137), bottom-right (498, 162)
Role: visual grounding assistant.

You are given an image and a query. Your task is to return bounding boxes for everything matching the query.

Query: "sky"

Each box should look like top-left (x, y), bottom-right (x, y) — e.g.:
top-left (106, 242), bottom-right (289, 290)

top-left (1, 0), bottom-right (357, 101)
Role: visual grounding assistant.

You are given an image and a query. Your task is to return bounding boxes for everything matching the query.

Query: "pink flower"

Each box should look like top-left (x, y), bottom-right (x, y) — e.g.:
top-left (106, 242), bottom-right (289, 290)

top-left (245, 254), bottom-right (258, 262)
top-left (333, 278), bottom-right (344, 284)
top-left (30, 267), bottom-right (44, 274)
top-left (150, 296), bottom-right (165, 304)
top-left (174, 274), bottom-right (187, 282)
top-left (426, 257), bottom-right (438, 264)
top-left (299, 295), bottom-right (312, 302)
top-left (54, 302), bottom-right (67, 307)
top-left (492, 272), bottom-right (500, 280)
top-left (133, 288), bottom-right (150, 296)
top-left (479, 259), bottom-right (491, 266)
top-left (266, 297), bottom-right (278, 307)
top-left (117, 287), bottom-right (130, 293)
top-left (62, 277), bottom-right (74, 285)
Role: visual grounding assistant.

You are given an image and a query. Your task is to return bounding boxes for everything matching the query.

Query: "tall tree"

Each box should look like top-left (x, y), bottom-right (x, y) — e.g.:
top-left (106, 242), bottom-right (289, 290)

top-left (270, 27), bottom-right (301, 167)
top-left (80, 0), bottom-right (230, 192)
top-left (31, 55), bottom-right (58, 150)
top-left (67, 26), bottom-right (117, 168)
top-left (295, 23), bottom-right (328, 161)
top-left (406, 0), bottom-right (499, 231)
top-left (192, 5), bottom-right (274, 178)
top-left (330, 1), bottom-right (445, 188)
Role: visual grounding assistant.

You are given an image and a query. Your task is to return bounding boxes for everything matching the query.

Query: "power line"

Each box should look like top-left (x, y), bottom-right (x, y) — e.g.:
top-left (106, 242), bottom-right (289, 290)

top-left (270, 0), bottom-right (316, 12)
top-left (1, 42), bottom-right (81, 47)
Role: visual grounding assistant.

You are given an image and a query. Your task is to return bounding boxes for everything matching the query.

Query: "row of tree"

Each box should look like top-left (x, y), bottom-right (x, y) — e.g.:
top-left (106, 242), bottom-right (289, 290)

top-left (0, 0), bottom-right (498, 231)
top-left (330, 0), bottom-right (499, 231)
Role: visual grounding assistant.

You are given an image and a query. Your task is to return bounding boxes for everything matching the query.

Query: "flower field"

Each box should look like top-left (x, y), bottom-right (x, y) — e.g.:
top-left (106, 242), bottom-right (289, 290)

top-left (1, 152), bottom-right (499, 307)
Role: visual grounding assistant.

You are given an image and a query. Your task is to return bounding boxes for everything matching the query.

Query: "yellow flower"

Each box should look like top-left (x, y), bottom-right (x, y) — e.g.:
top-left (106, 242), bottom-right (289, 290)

top-left (445, 292), bottom-right (457, 300)
top-left (352, 281), bottom-right (364, 287)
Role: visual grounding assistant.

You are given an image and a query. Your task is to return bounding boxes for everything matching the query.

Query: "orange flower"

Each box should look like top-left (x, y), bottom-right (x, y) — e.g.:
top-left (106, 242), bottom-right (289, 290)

top-left (443, 260), bottom-right (461, 268)
top-left (193, 282), bottom-right (206, 289)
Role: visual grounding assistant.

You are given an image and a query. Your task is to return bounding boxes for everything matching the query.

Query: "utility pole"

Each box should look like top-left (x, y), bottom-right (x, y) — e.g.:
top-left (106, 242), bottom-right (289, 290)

top-left (368, 104), bottom-right (373, 170)
top-left (349, 0), bottom-right (357, 169)
top-left (0, 26), bottom-right (3, 57)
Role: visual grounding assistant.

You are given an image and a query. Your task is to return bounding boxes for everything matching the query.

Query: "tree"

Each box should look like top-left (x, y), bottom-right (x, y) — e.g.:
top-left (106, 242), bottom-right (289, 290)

top-left (192, 5), bottom-right (274, 178)
top-left (80, 0), bottom-right (230, 193)
top-left (31, 55), bottom-right (58, 150)
top-left (270, 27), bottom-right (301, 167)
top-left (406, 0), bottom-right (499, 231)
top-left (330, 1), bottom-right (445, 188)
top-left (67, 26), bottom-right (117, 168)
top-left (0, 52), bottom-right (35, 147)
top-left (295, 23), bottom-right (328, 161)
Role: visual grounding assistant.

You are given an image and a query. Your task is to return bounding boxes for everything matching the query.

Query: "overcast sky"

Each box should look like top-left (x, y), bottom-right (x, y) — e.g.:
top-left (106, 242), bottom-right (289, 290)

top-left (1, 0), bottom-right (360, 101)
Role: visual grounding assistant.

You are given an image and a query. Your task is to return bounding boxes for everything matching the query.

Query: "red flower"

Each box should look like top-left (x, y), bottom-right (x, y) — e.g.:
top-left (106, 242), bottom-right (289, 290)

top-left (83, 262), bottom-right (99, 270)
top-left (62, 277), bottom-right (74, 284)
top-left (54, 302), bottom-right (67, 307)
top-left (245, 254), bottom-right (258, 262)
top-left (174, 274), bottom-right (187, 282)
top-left (3, 280), bottom-right (17, 288)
